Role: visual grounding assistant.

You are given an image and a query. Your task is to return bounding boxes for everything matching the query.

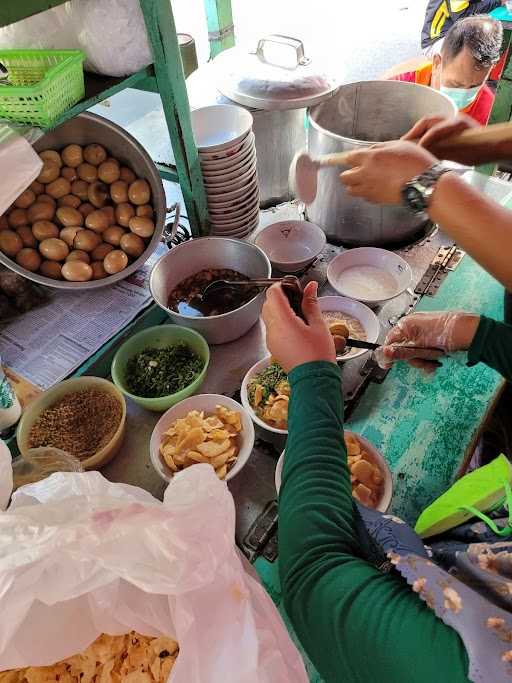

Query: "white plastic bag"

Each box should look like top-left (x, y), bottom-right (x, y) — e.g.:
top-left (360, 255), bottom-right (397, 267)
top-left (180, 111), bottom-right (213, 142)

top-left (0, 126), bottom-right (42, 216)
top-left (0, 0), bottom-right (153, 77)
top-left (0, 465), bottom-right (307, 682)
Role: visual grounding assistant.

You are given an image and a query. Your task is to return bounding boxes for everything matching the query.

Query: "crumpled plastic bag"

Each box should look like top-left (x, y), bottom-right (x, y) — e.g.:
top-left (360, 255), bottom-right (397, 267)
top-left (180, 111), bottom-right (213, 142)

top-left (0, 0), bottom-right (152, 77)
top-left (0, 125), bottom-right (42, 216)
top-left (0, 464), bottom-right (307, 682)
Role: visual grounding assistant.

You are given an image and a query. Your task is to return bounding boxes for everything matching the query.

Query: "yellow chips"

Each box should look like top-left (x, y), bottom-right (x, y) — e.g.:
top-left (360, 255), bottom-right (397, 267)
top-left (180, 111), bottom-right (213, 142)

top-left (346, 434), bottom-right (384, 508)
top-left (0, 632), bottom-right (178, 683)
top-left (160, 405), bottom-right (242, 480)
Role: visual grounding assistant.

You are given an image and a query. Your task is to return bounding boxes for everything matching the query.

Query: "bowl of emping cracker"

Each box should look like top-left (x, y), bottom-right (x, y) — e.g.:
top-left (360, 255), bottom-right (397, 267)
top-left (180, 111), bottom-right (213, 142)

top-left (150, 394), bottom-right (255, 483)
top-left (275, 430), bottom-right (393, 512)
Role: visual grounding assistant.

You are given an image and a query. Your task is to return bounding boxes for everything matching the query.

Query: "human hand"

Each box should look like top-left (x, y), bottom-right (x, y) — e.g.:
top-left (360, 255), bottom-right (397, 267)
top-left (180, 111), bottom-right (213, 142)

top-left (375, 311), bottom-right (480, 373)
top-left (339, 141), bottom-right (437, 204)
top-left (261, 281), bottom-right (336, 373)
top-left (402, 114), bottom-right (479, 151)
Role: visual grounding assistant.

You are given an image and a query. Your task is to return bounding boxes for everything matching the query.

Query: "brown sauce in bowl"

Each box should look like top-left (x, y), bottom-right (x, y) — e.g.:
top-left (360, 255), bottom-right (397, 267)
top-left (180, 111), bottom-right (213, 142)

top-left (167, 268), bottom-right (259, 317)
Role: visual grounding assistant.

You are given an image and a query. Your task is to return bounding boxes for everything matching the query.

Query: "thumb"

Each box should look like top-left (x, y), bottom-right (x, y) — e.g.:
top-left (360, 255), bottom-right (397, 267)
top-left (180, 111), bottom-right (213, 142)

top-left (301, 281), bottom-right (324, 326)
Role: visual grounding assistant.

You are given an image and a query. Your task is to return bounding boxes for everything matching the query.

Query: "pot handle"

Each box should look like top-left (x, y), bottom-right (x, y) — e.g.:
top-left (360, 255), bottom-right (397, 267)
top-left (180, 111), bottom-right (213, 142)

top-left (256, 35), bottom-right (311, 68)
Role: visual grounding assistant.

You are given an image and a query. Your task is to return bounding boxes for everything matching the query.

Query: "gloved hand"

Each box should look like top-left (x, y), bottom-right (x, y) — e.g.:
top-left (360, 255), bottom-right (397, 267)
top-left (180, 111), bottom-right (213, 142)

top-left (375, 311), bottom-right (480, 373)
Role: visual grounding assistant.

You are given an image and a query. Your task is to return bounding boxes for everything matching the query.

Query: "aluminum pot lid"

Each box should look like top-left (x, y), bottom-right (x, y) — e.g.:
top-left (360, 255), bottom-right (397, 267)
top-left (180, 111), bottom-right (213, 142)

top-left (214, 35), bottom-right (338, 111)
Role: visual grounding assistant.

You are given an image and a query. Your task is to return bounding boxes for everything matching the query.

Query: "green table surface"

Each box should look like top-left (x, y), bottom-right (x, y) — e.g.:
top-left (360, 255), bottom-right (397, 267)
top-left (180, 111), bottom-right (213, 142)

top-left (256, 253), bottom-right (504, 682)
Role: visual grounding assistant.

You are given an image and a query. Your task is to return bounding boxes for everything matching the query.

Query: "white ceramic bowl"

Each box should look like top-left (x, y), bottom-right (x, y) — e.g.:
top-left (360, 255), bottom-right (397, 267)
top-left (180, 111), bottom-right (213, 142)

top-left (209, 194), bottom-right (259, 218)
top-left (199, 132), bottom-right (255, 161)
top-left (191, 104), bottom-right (253, 151)
top-left (209, 199), bottom-right (260, 221)
top-left (208, 186), bottom-right (259, 211)
top-left (255, 220), bottom-right (326, 273)
top-left (200, 136), bottom-right (255, 170)
top-left (318, 295), bottom-right (380, 361)
top-left (241, 357), bottom-right (288, 435)
top-left (150, 394), bottom-right (255, 483)
top-left (210, 205), bottom-right (260, 229)
top-left (327, 247), bottom-right (412, 306)
top-left (207, 183), bottom-right (259, 211)
top-left (204, 160), bottom-right (258, 192)
top-left (203, 156), bottom-right (256, 184)
top-left (275, 431), bottom-right (393, 512)
top-left (211, 217), bottom-right (259, 237)
top-left (207, 181), bottom-right (260, 206)
top-left (202, 146), bottom-right (255, 178)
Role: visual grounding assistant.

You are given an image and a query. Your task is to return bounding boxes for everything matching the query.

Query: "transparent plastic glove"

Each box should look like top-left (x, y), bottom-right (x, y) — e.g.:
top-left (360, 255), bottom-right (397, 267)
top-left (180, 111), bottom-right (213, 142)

top-left (374, 311), bottom-right (480, 374)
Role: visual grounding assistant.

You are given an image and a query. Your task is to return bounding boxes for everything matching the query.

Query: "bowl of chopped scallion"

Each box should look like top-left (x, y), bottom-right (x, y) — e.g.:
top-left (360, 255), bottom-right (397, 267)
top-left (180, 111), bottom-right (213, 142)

top-left (111, 325), bottom-right (210, 411)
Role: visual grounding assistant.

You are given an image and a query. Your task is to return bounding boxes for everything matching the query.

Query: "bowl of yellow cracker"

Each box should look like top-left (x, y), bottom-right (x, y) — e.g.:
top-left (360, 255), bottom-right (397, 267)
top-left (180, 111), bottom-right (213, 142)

top-left (150, 393), bottom-right (255, 483)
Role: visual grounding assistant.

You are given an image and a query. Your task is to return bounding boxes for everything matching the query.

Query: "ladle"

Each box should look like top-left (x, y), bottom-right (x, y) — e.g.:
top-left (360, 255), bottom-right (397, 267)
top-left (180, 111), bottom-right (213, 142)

top-left (202, 275), bottom-right (305, 319)
top-left (291, 121), bottom-right (512, 204)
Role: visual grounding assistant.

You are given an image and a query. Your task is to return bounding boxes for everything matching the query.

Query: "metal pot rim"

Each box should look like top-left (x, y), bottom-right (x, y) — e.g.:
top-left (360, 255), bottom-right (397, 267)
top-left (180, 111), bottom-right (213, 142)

top-left (0, 111), bottom-right (166, 290)
top-left (149, 237), bottom-right (272, 321)
top-left (308, 80), bottom-right (457, 145)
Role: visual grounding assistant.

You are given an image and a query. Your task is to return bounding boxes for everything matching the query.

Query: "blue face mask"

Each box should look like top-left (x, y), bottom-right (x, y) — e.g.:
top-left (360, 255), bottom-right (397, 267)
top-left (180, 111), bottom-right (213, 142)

top-left (440, 84), bottom-right (480, 110)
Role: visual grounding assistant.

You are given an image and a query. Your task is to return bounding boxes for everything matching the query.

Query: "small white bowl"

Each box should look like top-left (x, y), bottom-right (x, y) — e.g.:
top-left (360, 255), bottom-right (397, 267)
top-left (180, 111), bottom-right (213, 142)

top-left (207, 178), bottom-right (258, 208)
top-left (211, 208), bottom-right (260, 228)
top-left (200, 136), bottom-right (255, 170)
top-left (150, 394), bottom-right (255, 483)
top-left (202, 144), bottom-right (255, 176)
top-left (208, 186), bottom-right (260, 211)
top-left (199, 132), bottom-right (254, 162)
top-left (203, 156), bottom-right (256, 184)
top-left (241, 357), bottom-right (288, 435)
top-left (191, 105), bottom-right (253, 151)
top-left (204, 161), bottom-right (258, 193)
top-left (255, 220), bottom-right (326, 273)
top-left (275, 431), bottom-right (393, 512)
top-left (327, 247), bottom-right (412, 306)
top-left (208, 188), bottom-right (260, 220)
top-left (318, 295), bottom-right (380, 361)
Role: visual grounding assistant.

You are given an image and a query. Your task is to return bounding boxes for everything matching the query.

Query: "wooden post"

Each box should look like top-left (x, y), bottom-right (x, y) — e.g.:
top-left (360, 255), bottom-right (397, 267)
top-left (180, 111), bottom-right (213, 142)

top-left (139, 0), bottom-right (208, 236)
top-left (204, 0), bottom-right (235, 58)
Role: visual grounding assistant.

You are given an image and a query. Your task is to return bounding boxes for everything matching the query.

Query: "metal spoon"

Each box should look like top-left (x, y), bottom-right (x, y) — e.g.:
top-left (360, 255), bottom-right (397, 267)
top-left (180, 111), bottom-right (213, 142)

top-left (202, 275), bottom-right (306, 319)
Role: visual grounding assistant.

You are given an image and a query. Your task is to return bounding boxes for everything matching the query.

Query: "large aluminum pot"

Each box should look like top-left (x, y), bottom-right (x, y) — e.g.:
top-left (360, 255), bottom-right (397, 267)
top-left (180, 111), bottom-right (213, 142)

top-left (307, 81), bottom-right (456, 246)
top-left (1, 112), bottom-right (166, 290)
top-left (187, 63), bottom-right (306, 208)
top-left (150, 237), bottom-right (271, 344)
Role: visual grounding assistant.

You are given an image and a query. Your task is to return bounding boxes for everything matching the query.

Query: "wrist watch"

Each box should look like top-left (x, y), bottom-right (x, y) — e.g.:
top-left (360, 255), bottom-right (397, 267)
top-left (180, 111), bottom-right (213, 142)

top-left (401, 163), bottom-right (450, 216)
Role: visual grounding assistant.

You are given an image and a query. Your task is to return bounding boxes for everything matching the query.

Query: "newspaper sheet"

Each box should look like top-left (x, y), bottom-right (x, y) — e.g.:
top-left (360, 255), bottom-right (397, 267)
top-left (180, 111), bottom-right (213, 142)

top-left (0, 244), bottom-right (166, 393)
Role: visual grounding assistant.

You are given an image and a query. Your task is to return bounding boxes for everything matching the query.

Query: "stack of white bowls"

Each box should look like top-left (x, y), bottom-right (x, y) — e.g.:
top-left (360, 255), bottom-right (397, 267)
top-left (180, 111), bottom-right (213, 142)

top-left (191, 104), bottom-right (260, 238)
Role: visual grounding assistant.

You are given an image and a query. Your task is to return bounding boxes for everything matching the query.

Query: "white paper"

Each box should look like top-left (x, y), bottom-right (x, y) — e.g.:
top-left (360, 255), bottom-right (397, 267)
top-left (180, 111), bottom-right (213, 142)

top-left (0, 127), bottom-right (43, 216)
top-left (0, 244), bottom-right (166, 390)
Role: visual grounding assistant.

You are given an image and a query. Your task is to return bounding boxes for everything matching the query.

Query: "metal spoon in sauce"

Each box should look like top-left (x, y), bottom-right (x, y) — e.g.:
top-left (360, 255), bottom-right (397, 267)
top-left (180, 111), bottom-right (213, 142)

top-left (202, 275), bottom-right (306, 319)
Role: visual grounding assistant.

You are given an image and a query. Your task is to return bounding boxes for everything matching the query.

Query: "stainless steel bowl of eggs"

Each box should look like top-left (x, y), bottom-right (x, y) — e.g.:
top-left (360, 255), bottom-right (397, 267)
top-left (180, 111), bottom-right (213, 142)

top-left (0, 112), bottom-right (166, 289)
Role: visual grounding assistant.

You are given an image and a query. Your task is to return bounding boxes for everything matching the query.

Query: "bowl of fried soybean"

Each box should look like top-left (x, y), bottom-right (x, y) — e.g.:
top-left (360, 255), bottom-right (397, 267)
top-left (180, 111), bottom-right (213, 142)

top-left (111, 325), bottom-right (210, 411)
top-left (16, 376), bottom-right (126, 470)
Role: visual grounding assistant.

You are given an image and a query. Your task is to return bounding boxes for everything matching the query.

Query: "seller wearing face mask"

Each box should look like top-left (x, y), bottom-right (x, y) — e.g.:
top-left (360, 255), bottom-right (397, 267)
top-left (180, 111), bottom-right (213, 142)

top-left (383, 15), bottom-right (503, 124)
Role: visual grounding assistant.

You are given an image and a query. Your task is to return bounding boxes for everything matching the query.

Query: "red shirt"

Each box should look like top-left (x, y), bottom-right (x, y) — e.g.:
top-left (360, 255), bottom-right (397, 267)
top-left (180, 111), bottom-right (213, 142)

top-left (389, 64), bottom-right (495, 125)
top-left (464, 83), bottom-right (495, 125)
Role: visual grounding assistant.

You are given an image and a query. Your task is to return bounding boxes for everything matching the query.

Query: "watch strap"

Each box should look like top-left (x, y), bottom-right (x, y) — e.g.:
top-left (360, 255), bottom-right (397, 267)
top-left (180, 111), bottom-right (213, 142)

top-left (401, 163), bottom-right (450, 215)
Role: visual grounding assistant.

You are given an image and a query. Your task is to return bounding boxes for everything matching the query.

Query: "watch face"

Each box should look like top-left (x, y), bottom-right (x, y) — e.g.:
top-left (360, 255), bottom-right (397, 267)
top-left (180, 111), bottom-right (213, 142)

top-left (403, 183), bottom-right (426, 213)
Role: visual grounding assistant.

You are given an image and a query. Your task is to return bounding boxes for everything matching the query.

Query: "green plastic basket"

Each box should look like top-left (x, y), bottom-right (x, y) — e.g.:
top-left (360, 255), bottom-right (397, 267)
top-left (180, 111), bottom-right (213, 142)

top-left (0, 50), bottom-right (85, 127)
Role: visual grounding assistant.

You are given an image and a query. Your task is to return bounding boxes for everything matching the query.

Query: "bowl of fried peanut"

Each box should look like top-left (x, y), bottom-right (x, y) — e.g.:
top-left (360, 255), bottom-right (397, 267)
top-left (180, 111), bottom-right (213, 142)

top-left (275, 430), bottom-right (393, 512)
top-left (150, 394), bottom-right (255, 483)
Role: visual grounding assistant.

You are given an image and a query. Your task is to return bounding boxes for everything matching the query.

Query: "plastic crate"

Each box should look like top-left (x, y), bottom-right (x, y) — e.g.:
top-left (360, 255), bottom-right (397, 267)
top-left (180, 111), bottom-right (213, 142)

top-left (0, 50), bottom-right (85, 127)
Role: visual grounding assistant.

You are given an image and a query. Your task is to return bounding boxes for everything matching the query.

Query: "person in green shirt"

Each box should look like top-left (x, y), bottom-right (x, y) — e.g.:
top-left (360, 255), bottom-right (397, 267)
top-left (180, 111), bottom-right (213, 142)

top-left (262, 283), bottom-right (512, 683)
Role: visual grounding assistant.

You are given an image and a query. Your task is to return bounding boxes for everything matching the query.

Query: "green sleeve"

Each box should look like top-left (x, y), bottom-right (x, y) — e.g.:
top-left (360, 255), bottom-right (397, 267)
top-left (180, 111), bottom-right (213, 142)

top-left (467, 316), bottom-right (512, 380)
top-left (279, 361), bottom-right (470, 683)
